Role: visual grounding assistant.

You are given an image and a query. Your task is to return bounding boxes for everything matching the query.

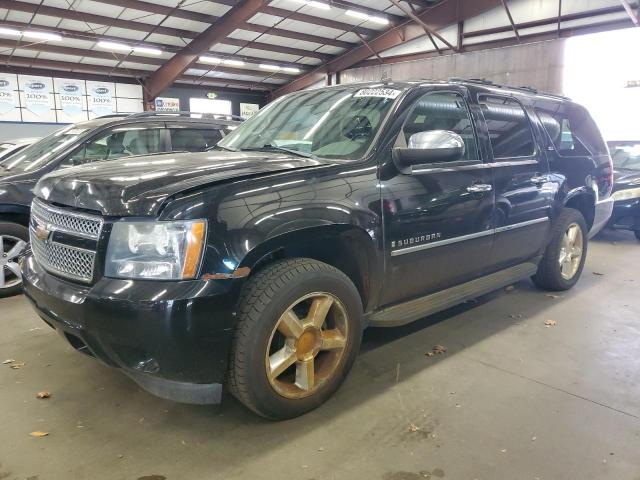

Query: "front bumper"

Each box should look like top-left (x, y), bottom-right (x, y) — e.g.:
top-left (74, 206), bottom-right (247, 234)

top-left (606, 198), bottom-right (640, 232)
top-left (21, 253), bottom-right (242, 405)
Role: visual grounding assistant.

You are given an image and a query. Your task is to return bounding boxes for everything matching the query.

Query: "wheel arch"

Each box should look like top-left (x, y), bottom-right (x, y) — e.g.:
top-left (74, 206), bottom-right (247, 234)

top-left (0, 204), bottom-right (31, 227)
top-left (563, 187), bottom-right (596, 230)
top-left (238, 224), bottom-right (381, 313)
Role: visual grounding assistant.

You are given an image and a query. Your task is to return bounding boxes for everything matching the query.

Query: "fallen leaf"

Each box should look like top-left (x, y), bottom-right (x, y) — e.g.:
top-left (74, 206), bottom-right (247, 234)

top-left (425, 352), bottom-right (435, 357)
top-left (532, 437), bottom-right (537, 441)
top-left (317, 447), bottom-right (325, 452)
top-left (500, 449), bottom-right (507, 453)
top-left (593, 271), bottom-right (605, 276)
top-left (2, 359), bottom-right (15, 364)
top-left (29, 327), bottom-right (42, 332)
top-left (433, 345), bottom-right (447, 354)
top-left (545, 294), bottom-right (563, 299)
top-left (36, 391), bottom-right (51, 399)
top-left (505, 285), bottom-right (515, 293)
top-left (544, 319), bottom-right (557, 327)
top-left (10, 362), bottom-right (25, 369)
top-left (29, 431), bottom-right (49, 438)
top-left (408, 423), bottom-right (420, 432)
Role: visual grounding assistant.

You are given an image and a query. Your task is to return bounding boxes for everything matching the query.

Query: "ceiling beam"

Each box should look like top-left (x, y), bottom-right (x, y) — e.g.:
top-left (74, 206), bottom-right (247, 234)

top-left (388, 0), bottom-right (457, 51)
top-left (0, 19), bottom-right (330, 62)
top-left (1, 0), bottom-right (355, 50)
top-left (501, 0), bottom-right (520, 41)
top-left (0, 53), bottom-right (275, 90)
top-left (144, 0), bottom-right (268, 99)
top-left (0, 39), bottom-right (297, 80)
top-left (620, 0), bottom-right (639, 25)
top-left (272, 0), bottom-right (503, 97)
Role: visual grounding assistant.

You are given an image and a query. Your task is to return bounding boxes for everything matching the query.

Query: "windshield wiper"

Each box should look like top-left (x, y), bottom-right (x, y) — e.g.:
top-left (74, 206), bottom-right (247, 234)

top-left (239, 144), bottom-right (316, 159)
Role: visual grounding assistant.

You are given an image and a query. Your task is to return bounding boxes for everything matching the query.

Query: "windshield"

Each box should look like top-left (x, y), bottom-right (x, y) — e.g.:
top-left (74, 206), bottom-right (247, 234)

top-left (218, 86), bottom-right (402, 160)
top-left (0, 126), bottom-right (88, 173)
top-left (610, 143), bottom-right (640, 171)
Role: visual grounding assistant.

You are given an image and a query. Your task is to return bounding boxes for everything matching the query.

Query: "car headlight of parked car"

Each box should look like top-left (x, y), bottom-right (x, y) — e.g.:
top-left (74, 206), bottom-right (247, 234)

top-left (611, 187), bottom-right (640, 202)
top-left (106, 220), bottom-right (207, 280)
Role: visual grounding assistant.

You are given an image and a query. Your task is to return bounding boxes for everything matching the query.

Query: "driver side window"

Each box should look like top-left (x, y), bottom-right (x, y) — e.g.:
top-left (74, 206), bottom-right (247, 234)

top-left (401, 92), bottom-right (479, 161)
top-left (62, 127), bottom-right (162, 168)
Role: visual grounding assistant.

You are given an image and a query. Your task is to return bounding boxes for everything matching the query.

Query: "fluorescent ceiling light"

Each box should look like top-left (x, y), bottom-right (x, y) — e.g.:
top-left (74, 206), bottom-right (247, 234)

top-left (345, 10), bottom-right (389, 25)
top-left (260, 64), bottom-right (281, 71)
top-left (290, 0), bottom-right (330, 10)
top-left (97, 41), bottom-right (131, 52)
top-left (200, 56), bottom-right (222, 64)
top-left (133, 46), bottom-right (162, 55)
top-left (23, 30), bottom-right (62, 41)
top-left (223, 59), bottom-right (244, 66)
top-left (0, 27), bottom-right (21, 36)
top-left (282, 67), bottom-right (301, 74)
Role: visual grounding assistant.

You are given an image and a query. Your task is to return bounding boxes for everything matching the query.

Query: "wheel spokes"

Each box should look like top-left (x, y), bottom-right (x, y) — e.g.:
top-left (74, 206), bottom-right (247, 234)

top-left (567, 225), bottom-right (578, 243)
top-left (268, 346), bottom-right (297, 381)
top-left (6, 240), bottom-right (26, 260)
top-left (5, 262), bottom-right (21, 279)
top-left (277, 310), bottom-right (304, 340)
top-left (295, 359), bottom-right (315, 391)
top-left (306, 296), bottom-right (333, 328)
top-left (321, 329), bottom-right (346, 350)
top-left (0, 265), bottom-right (5, 288)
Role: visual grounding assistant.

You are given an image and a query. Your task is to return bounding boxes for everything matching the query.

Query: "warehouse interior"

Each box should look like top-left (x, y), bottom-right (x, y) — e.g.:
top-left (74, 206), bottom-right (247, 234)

top-left (1, 0), bottom-right (639, 479)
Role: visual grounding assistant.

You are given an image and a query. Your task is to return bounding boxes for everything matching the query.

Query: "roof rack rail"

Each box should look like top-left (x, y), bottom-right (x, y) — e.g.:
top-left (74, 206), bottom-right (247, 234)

top-left (98, 111), bottom-right (245, 121)
top-left (449, 77), bottom-right (571, 100)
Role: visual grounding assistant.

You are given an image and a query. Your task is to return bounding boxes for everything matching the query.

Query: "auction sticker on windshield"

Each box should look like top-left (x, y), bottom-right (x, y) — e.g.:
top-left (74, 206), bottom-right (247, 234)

top-left (354, 88), bottom-right (402, 99)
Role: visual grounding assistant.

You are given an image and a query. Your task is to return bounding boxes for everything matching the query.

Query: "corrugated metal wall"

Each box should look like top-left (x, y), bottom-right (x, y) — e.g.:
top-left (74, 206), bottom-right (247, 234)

top-left (340, 38), bottom-right (566, 95)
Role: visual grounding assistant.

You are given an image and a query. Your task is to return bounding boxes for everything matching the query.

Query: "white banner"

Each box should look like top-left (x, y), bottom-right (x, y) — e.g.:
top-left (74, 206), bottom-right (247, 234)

top-left (0, 74), bottom-right (17, 117)
top-left (240, 102), bottom-right (259, 119)
top-left (155, 97), bottom-right (180, 112)
top-left (88, 81), bottom-right (115, 117)
top-left (57, 79), bottom-right (84, 120)
top-left (23, 76), bottom-right (52, 119)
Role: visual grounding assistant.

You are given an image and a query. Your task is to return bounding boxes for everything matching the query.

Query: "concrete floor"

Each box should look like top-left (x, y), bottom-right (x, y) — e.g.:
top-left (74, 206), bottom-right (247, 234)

top-left (1, 230), bottom-right (639, 480)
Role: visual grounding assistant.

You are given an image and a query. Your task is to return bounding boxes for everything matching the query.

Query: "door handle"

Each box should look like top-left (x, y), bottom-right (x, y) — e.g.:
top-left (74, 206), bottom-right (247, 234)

top-left (467, 183), bottom-right (493, 193)
top-left (530, 175), bottom-right (549, 185)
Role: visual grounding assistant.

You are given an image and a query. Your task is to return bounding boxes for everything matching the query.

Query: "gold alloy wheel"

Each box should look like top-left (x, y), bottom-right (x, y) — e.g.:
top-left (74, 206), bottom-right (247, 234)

top-left (559, 223), bottom-right (584, 280)
top-left (265, 292), bottom-right (349, 399)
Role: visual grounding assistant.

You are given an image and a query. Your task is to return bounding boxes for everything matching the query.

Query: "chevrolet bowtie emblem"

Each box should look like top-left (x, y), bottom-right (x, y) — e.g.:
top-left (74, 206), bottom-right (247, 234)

top-left (35, 224), bottom-right (51, 241)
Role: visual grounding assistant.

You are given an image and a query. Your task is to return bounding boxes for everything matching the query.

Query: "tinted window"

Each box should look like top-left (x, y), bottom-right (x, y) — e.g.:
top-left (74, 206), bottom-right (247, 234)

top-left (63, 126), bottom-right (163, 167)
top-left (535, 101), bottom-right (608, 157)
top-left (170, 128), bottom-right (222, 152)
top-left (479, 95), bottom-right (535, 158)
top-left (401, 92), bottom-right (479, 160)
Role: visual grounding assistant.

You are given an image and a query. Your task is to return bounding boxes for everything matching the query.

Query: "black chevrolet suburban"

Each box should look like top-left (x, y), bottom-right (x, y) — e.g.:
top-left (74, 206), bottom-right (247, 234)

top-left (0, 112), bottom-right (239, 296)
top-left (20, 80), bottom-right (613, 419)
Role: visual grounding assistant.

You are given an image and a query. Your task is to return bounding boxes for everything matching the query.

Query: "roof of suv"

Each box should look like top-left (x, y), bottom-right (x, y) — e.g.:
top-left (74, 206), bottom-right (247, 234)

top-left (323, 79), bottom-right (570, 103)
top-left (78, 111), bottom-right (242, 130)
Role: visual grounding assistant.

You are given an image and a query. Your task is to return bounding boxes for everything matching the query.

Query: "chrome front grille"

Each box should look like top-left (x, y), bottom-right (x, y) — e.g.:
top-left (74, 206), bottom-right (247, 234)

top-left (30, 200), bottom-right (103, 283)
top-left (31, 199), bottom-right (103, 239)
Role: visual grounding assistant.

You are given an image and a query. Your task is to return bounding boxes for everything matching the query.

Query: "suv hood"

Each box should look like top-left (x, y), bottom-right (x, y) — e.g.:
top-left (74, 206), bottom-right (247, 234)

top-left (35, 150), bottom-right (332, 216)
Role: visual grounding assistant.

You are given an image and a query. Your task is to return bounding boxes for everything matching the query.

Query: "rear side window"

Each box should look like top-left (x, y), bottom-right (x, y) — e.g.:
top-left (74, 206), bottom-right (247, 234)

top-left (170, 128), bottom-right (223, 152)
top-left (479, 95), bottom-right (536, 159)
top-left (535, 102), bottom-right (608, 157)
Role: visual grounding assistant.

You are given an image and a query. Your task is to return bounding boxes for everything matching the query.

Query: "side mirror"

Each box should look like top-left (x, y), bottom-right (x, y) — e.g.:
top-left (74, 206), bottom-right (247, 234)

top-left (393, 130), bottom-right (465, 172)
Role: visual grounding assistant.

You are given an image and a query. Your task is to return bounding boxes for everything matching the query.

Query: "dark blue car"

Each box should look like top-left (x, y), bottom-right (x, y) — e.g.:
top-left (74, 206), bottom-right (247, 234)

top-left (607, 141), bottom-right (640, 240)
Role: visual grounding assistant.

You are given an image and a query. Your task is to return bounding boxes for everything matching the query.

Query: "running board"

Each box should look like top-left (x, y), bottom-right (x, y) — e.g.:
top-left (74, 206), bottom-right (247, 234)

top-left (368, 262), bottom-right (539, 327)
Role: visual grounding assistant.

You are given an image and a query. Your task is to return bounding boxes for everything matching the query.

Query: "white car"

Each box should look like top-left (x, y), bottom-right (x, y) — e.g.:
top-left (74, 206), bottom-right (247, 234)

top-left (0, 137), bottom-right (40, 161)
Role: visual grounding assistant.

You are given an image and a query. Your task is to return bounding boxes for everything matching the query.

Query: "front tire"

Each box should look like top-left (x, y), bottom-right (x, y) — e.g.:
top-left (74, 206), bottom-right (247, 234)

top-left (0, 222), bottom-right (29, 298)
top-left (532, 208), bottom-right (588, 291)
top-left (227, 258), bottom-right (363, 419)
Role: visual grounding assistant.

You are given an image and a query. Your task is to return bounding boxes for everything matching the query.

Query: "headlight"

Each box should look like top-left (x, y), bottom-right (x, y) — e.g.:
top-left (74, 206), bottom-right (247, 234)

top-left (105, 220), bottom-right (206, 280)
top-left (611, 187), bottom-right (640, 202)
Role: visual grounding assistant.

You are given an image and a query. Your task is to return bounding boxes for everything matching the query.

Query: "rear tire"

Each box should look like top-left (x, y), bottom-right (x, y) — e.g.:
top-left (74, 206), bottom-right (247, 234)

top-left (532, 208), bottom-right (588, 291)
top-left (227, 258), bottom-right (363, 420)
top-left (0, 222), bottom-right (29, 298)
